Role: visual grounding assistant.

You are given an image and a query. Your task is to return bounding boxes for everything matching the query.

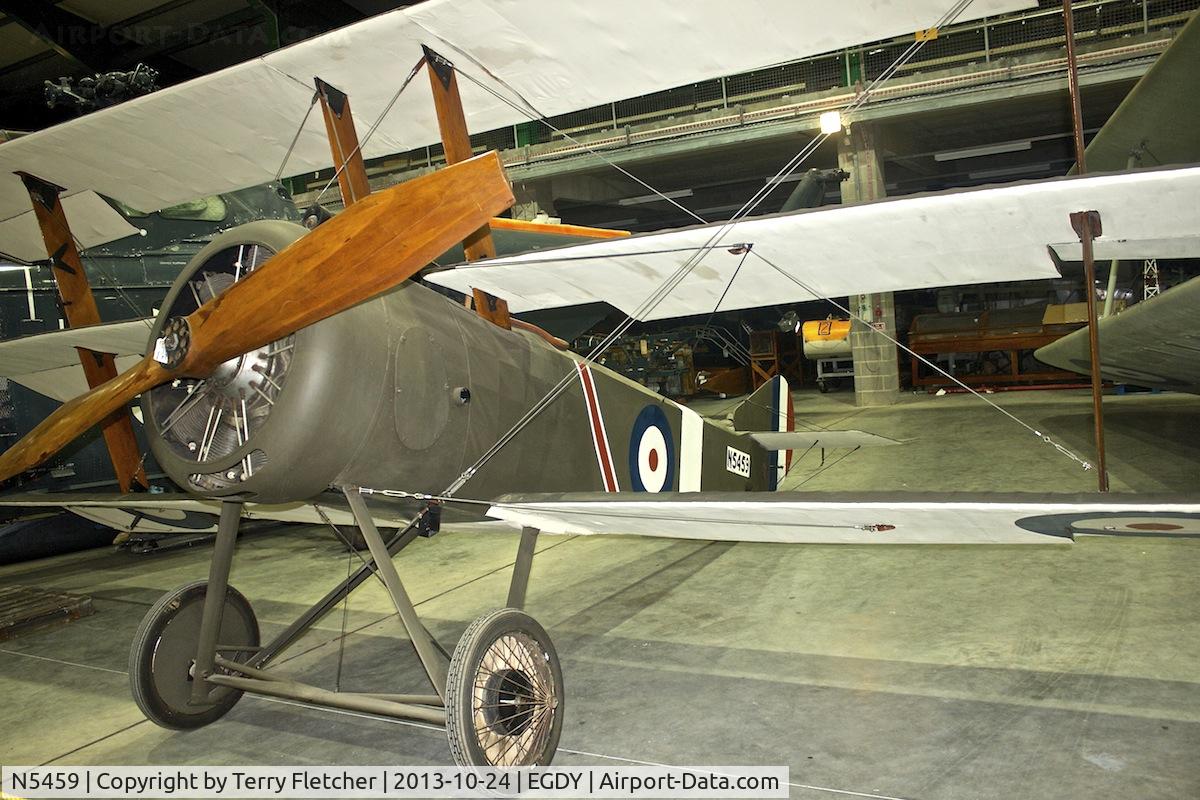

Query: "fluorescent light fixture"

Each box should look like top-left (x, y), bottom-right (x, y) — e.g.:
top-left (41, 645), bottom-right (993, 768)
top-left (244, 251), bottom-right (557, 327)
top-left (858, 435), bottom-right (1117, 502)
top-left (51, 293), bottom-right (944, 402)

top-left (0, 265), bottom-right (32, 272)
top-left (618, 189), bottom-right (694, 206)
top-left (967, 162), bottom-right (1052, 180)
top-left (934, 140), bottom-right (1032, 161)
top-left (819, 111), bottom-right (842, 135)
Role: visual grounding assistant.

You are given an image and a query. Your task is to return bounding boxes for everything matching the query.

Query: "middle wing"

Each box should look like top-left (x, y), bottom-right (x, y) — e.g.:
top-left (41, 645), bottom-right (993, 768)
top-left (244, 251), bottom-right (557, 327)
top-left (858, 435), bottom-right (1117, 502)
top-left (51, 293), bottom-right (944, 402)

top-left (0, 319), bottom-right (153, 402)
top-left (426, 167), bottom-right (1200, 319)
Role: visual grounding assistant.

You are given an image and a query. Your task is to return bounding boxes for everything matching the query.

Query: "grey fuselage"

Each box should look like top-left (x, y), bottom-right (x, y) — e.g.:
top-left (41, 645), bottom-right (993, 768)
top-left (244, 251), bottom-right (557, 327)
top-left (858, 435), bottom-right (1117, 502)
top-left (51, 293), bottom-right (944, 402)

top-left (143, 222), bottom-right (771, 505)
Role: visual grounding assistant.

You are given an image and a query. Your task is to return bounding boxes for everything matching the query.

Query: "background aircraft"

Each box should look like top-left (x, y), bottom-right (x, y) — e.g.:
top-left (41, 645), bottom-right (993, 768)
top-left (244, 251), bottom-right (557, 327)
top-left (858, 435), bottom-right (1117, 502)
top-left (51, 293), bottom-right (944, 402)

top-left (1035, 10), bottom-right (1200, 392)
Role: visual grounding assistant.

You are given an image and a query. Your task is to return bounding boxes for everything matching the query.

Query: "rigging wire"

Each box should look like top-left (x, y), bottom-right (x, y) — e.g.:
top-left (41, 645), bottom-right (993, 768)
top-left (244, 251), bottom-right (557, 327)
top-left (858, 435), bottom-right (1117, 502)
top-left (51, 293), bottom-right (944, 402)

top-left (794, 445), bottom-right (863, 488)
top-left (69, 233), bottom-right (155, 332)
top-left (748, 249), bottom-right (1095, 470)
top-left (311, 56), bottom-right (428, 206)
top-left (415, 24), bottom-right (708, 225)
top-left (438, 0), bottom-right (982, 496)
top-left (274, 91), bottom-right (320, 182)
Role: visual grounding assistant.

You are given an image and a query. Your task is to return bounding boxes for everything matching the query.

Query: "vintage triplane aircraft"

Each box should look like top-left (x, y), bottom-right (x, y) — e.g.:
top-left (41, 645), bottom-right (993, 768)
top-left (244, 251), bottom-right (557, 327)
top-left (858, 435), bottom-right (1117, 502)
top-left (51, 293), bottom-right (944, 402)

top-left (0, 0), bottom-right (1199, 768)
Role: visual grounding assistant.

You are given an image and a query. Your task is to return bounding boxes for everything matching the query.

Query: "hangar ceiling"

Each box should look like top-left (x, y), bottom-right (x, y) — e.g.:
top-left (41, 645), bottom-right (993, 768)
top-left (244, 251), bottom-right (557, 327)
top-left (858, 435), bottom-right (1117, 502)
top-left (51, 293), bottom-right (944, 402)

top-left (541, 79), bottom-right (1138, 231)
top-left (0, 0), bottom-right (415, 131)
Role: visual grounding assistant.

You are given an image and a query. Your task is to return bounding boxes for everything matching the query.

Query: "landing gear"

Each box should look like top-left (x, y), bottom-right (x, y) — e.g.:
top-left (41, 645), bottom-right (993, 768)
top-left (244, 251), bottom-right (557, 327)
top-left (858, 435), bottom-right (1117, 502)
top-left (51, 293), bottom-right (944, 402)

top-left (445, 608), bottom-right (563, 766)
top-left (129, 580), bottom-right (259, 729)
top-left (124, 494), bottom-right (562, 766)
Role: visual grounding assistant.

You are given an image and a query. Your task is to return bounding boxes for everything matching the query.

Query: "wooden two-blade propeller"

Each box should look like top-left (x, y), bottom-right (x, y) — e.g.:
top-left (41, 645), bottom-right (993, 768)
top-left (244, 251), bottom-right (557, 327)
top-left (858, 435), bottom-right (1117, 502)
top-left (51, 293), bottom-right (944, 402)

top-left (0, 152), bottom-right (515, 484)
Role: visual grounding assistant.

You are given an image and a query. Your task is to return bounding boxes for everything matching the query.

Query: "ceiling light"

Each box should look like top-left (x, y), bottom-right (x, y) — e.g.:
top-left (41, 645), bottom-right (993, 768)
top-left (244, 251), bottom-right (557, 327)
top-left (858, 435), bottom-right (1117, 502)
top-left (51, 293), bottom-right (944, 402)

top-left (820, 111), bottom-right (842, 135)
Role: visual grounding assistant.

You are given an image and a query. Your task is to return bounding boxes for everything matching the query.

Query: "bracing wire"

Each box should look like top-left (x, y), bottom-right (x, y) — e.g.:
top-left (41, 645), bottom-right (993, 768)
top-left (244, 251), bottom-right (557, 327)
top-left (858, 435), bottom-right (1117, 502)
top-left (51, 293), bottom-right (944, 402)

top-left (311, 56), bottom-right (428, 207)
top-left (438, 0), bottom-right (986, 496)
top-left (748, 249), bottom-right (1095, 470)
top-left (274, 91), bottom-right (320, 182)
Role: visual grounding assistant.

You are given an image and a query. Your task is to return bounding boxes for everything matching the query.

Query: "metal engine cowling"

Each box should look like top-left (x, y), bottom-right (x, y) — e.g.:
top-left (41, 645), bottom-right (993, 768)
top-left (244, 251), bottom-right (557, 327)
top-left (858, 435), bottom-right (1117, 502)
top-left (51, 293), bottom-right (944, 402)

top-left (142, 220), bottom-right (392, 504)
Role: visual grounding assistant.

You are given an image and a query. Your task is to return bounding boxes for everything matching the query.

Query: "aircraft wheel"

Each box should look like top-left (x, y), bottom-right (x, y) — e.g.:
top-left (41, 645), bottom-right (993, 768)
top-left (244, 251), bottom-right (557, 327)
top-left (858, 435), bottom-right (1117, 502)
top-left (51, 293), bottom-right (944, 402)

top-left (445, 608), bottom-right (563, 767)
top-left (129, 581), bottom-right (259, 730)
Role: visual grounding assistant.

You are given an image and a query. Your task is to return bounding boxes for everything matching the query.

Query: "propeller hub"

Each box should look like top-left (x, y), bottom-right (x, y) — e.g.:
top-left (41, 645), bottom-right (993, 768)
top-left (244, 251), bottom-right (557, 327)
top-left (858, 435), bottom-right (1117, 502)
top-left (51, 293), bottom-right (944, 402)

top-left (208, 346), bottom-right (274, 401)
top-left (159, 317), bottom-right (191, 370)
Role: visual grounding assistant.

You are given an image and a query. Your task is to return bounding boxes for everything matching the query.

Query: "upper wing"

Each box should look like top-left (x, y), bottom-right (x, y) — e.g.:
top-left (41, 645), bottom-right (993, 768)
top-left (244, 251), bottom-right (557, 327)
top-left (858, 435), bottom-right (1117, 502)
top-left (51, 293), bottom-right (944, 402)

top-left (0, 320), bottom-right (152, 401)
top-left (426, 168), bottom-right (1200, 320)
top-left (0, 0), bottom-right (1028, 229)
top-left (1035, 274), bottom-right (1200, 394)
top-left (484, 491), bottom-right (1200, 544)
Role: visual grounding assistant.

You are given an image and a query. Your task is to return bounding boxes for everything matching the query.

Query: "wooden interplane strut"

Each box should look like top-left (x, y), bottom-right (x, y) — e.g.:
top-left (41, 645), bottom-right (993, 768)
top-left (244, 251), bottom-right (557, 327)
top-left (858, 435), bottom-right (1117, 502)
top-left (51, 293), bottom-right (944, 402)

top-left (424, 46), bottom-right (512, 330)
top-left (315, 78), bottom-right (372, 207)
top-left (16, 171), bottom-right (148, 492)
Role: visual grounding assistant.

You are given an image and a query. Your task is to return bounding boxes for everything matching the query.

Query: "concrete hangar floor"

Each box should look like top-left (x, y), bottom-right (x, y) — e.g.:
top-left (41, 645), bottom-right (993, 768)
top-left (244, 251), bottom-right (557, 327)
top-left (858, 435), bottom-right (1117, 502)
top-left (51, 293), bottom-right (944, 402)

top-left (1, 388), bottom-right (1197, 800)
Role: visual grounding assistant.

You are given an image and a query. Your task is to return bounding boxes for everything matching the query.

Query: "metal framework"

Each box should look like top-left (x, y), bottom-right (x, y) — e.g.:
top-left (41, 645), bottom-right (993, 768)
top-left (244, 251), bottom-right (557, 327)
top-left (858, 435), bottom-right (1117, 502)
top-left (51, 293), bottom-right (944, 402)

top-left (192, 490), bottom-right (541, 726)
top-left (1143, 258), bottom-right (1161, 300)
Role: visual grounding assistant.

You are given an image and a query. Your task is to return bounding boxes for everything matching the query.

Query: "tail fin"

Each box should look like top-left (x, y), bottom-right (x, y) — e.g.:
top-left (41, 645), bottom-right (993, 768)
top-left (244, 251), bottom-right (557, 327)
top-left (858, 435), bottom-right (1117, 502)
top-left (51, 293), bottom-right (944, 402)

top-left (732, 376), bottom-right (794, 490)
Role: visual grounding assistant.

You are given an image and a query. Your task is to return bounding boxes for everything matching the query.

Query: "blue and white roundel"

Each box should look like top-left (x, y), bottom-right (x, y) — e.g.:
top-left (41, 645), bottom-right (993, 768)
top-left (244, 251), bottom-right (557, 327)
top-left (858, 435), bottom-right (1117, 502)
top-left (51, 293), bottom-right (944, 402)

top-left (629, 405), bottom-right (675, 493)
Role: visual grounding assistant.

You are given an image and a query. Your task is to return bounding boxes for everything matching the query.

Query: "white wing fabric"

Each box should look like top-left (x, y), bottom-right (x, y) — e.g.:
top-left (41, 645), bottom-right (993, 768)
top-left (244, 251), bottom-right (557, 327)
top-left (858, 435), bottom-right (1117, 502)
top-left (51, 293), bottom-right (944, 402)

top-left (0, 320), bottom-right (152, 401)
top-left (426, 167), bottom-right (1200, 320)
top-left (0, 192), bottom-right (140, 263)
top-left (0, 0), bottom-right (1030, 228)
top-left (484, 492), bottom-right (1200, 545)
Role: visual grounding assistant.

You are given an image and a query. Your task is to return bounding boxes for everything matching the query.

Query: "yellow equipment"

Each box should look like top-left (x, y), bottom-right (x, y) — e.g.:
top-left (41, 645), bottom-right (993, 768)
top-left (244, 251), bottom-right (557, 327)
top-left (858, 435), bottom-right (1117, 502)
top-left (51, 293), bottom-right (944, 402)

top-left (802, 318), bottom-right (852, 359)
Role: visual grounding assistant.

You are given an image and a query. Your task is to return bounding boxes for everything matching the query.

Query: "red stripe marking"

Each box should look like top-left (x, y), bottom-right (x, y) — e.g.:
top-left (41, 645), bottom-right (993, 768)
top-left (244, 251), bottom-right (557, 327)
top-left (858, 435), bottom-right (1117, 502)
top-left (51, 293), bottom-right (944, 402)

top-left (578, 364), bottom-right (619, 492)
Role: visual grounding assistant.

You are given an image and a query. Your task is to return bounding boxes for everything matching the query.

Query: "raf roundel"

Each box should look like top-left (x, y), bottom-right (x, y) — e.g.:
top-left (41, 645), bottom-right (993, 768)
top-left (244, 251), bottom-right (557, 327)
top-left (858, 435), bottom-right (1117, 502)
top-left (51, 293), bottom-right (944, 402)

top-left (629, 405), bottom-right (675, 493)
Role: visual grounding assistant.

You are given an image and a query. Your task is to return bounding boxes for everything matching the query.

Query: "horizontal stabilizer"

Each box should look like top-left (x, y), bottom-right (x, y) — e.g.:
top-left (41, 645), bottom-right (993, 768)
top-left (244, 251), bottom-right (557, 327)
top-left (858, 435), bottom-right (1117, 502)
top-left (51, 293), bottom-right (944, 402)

top-left (749, 430), bottom-right (901, 449)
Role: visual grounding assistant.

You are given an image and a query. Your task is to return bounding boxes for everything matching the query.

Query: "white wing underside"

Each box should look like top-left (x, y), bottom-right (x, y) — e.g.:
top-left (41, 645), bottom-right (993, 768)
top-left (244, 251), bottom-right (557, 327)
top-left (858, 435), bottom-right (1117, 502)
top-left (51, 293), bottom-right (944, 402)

top-left (0, 0), bottom-right (1029, 250)
top-left (426, 167), bottom-right (1200, 319)
top-left (0, 319), bottom-right (152, 402)
top-left (485, 493), bottom-right (1200, 544)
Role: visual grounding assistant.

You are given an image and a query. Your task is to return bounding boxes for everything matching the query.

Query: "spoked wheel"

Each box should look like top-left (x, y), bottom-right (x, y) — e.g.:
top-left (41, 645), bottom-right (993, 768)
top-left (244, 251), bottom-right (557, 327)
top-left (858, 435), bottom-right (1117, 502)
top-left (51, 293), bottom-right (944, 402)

top-left (129, 580), bottom-right (259, 730)
top-left (445, 608), bottom-right (563, 767)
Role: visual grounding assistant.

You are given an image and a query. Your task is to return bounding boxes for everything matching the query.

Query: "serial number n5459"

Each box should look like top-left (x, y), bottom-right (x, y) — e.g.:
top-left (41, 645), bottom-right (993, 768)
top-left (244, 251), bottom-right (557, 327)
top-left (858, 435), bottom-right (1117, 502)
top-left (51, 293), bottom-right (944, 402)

top-left (726, 446), bottom-right (751, 478)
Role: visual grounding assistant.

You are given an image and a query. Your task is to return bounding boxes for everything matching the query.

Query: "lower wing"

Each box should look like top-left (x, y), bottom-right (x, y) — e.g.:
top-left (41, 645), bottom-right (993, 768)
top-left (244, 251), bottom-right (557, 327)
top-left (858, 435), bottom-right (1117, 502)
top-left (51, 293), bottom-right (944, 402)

top-left (483, 491), bottom-right (1200, 544)
top-left (0, 492), bottom-right (420, 534)
top-left (4, 491), bottom-right (1197, 544)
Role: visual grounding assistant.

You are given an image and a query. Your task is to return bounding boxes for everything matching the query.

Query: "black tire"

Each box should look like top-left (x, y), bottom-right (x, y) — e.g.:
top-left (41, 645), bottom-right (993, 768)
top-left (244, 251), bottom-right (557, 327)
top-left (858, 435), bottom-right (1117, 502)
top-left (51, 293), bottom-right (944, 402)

top-left (445, 608), bottom-right (563, 767)
top-left (129, 580), bottom-right (259, 730)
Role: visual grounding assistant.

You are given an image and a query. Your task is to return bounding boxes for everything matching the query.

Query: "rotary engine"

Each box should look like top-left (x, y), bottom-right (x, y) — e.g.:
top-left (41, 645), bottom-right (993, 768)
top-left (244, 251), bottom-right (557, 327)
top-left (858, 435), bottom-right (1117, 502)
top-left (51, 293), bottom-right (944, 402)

top-left (142, 221), bottom-right (394, 504)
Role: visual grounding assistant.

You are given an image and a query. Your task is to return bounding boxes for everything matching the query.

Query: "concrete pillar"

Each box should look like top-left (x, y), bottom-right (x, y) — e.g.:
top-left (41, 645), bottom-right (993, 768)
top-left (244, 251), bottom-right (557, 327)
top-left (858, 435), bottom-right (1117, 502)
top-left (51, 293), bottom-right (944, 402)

top-left (837, 123), bottom-right (900, 407)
